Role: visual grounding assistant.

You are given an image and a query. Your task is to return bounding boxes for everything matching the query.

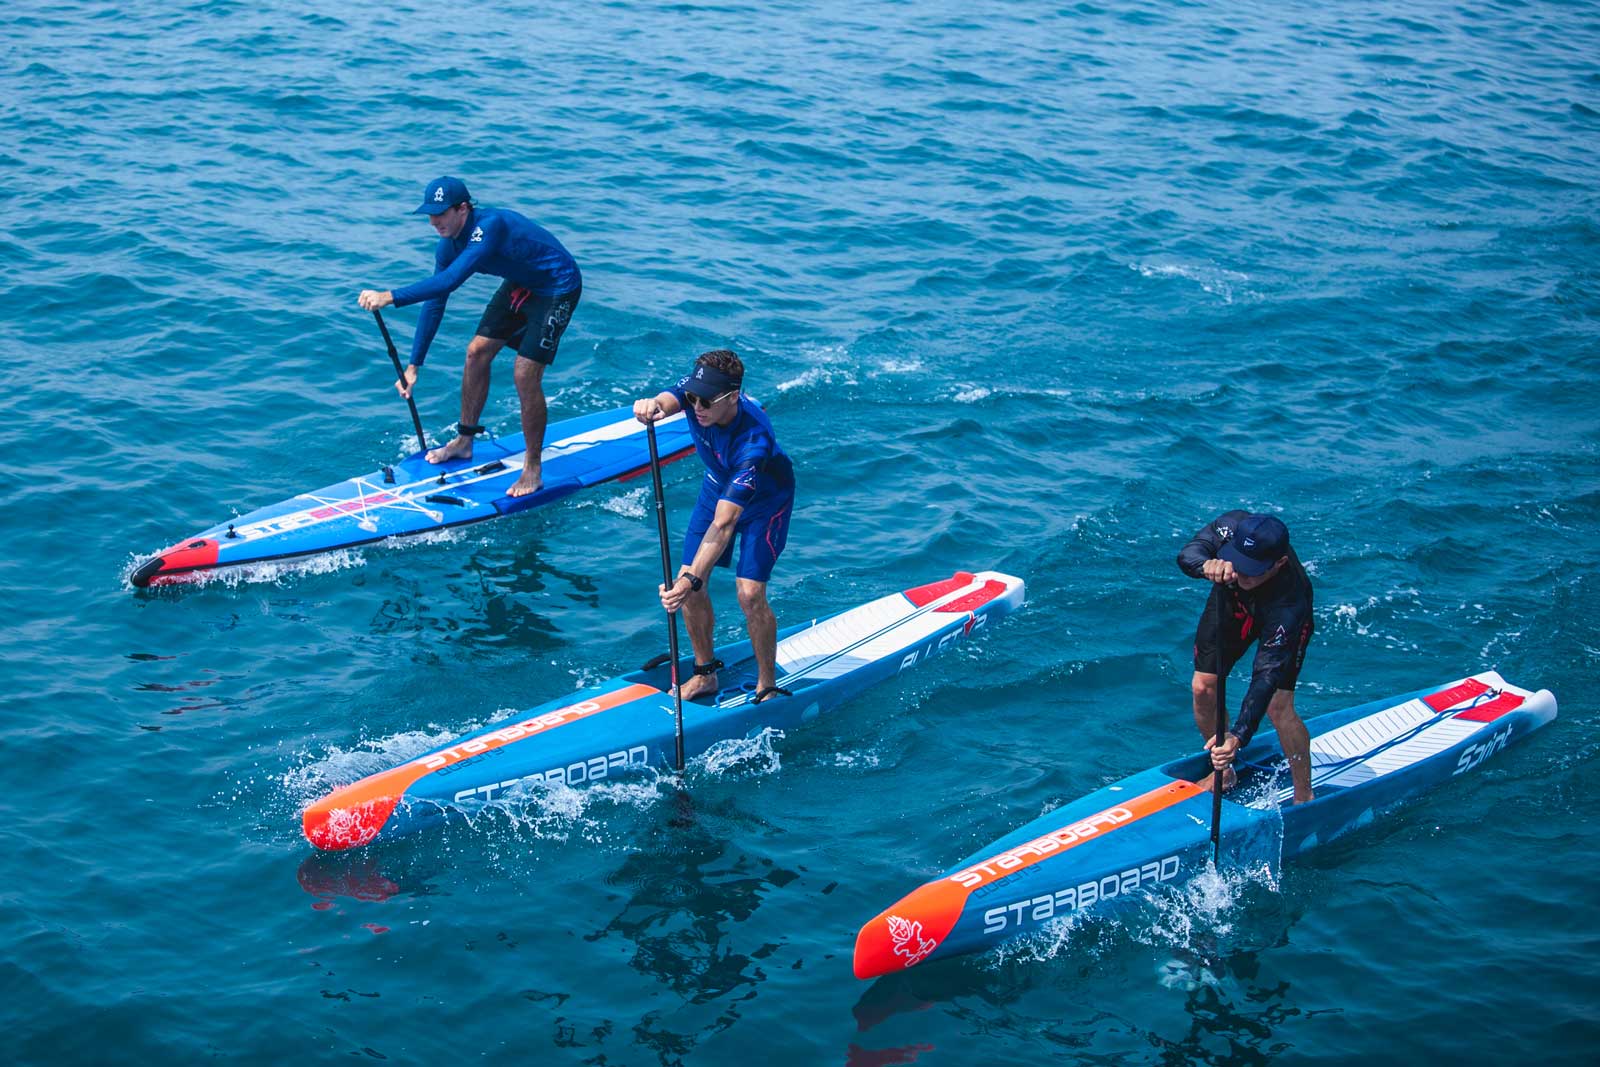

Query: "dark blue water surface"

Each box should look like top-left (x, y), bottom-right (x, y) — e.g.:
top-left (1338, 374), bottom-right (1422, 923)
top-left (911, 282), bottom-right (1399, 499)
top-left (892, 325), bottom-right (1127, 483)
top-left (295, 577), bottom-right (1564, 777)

top-left (4, 0), bottom-right (1598, 1063)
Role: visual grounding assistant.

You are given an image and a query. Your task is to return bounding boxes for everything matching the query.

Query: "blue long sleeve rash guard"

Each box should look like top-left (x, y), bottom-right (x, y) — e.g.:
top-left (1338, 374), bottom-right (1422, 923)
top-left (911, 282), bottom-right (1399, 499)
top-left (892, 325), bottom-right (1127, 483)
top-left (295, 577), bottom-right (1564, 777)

top-left (390, 207), bottom-right (581, 367)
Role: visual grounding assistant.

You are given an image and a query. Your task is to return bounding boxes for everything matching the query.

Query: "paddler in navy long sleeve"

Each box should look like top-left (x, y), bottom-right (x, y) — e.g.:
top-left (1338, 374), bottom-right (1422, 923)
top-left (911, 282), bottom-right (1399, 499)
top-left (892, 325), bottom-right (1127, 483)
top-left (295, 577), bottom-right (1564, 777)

top-left (1178, 511), bottom-right (1317, 804)
top-left (358, 176), bottom-right (582, 497)
top-left (633, 349), bottom-right (796, 705)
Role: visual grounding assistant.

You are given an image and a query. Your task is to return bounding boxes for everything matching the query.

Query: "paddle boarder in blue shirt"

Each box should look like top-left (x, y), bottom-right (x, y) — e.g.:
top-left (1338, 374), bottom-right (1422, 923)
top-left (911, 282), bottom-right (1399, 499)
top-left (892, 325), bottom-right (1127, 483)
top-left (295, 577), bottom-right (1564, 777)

top-left (633, 349), bottom-right (797, 704)
top-left (1178, 511), bottom-right (1316, 804)
top-left (358, 176), bottom-right (582, 497)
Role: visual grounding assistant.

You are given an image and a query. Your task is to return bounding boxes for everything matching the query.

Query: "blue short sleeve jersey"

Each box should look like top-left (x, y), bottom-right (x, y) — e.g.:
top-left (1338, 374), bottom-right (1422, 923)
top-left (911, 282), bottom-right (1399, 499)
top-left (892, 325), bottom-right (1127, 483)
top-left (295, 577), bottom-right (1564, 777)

top-left (389, 207), bottom-right (581, 366)
top-left (666, 388), bottom-right (796, 514)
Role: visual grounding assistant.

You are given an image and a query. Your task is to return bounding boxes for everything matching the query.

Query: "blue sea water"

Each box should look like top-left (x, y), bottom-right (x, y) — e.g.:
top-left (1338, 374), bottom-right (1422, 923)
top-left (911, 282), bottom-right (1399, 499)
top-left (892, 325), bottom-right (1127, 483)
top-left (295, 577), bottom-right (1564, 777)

top-left (3, 0), bottom-right (1598, 1062)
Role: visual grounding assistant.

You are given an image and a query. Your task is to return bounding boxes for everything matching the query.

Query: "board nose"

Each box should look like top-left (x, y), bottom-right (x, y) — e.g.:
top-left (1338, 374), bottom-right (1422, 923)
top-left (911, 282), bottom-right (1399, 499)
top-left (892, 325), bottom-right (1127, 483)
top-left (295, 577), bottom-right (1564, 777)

top-left (130, 538), bottom-right (221, 587)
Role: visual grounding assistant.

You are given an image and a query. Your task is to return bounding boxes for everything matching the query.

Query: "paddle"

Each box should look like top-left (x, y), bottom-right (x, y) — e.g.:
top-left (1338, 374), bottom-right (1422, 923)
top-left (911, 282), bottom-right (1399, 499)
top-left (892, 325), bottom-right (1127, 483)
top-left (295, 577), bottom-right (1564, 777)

top-left (646, 418), bottom-right (687, 773)
top-left (1210, 578), bottom-right (1229, 865)
top-left (371, 309), bottom-right (430, 458)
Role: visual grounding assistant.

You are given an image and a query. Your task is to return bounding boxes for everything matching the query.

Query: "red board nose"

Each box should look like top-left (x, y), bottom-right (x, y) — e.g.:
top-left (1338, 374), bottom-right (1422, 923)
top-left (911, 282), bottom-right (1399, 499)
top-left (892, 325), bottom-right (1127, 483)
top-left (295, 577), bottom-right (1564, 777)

top-left (131, 538), bottom-right (221, 587)
top-left (302, 794), bottom-right (406, 851)
top-left (853, 879), bottom-right (969, 979)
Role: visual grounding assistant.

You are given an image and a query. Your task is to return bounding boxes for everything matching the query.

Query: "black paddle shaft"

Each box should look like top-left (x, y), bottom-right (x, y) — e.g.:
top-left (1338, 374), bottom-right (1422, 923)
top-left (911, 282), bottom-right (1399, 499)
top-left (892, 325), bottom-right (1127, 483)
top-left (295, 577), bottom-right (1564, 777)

top-left (1211, 580), bottom-right (1230, 863)
top-left (372, 309), bottom-right (430, 457)
top-left (647, 419), bottom-right (687, 772)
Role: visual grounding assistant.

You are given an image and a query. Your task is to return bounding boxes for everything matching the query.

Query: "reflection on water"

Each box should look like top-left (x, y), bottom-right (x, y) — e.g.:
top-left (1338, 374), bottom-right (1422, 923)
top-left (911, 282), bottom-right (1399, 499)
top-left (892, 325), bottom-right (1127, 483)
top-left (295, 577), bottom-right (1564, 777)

top-left (582, 790), bottom-right (797, 1063)
top-left (365, 534), bottom-right (607, 649)
top-left (850, 869), bottom-right (1318, 1062)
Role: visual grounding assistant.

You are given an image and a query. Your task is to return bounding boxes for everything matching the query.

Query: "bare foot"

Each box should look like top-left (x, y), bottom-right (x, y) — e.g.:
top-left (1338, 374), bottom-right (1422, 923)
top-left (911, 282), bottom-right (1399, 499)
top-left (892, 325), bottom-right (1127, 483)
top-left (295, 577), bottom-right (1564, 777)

top-left (506, 465), bottom-right (543, 497)
top-left (1291, 789), bottom-right (1315, 805)
top-left (1195, 767), bottom-right (1238, 793)
top-left (673, 673), bottom-right (718, 701)
top-left (426, 435), bottom-right (474, 465)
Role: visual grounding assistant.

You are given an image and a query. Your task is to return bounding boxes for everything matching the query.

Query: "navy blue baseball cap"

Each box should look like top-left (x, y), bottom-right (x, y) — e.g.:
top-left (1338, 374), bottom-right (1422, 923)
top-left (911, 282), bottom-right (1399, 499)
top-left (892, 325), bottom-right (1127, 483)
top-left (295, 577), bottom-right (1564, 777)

top-left (413, 176), bottom-right (471, 215)
top-left (1219, 514), bottom-right (1290, 576)
top-left (679, 361), bottom-right (741, 399)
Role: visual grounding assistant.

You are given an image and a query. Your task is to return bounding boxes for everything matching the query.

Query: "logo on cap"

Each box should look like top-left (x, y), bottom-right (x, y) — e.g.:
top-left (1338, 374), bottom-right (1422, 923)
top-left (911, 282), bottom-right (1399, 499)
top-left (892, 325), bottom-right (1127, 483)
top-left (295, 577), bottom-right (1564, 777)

top-left (433, 186), bottom-right (444, 202)
top-left (1243, 537), bottom-right (1256, 549)
top-left (694, 367), bottom-right (705, 379)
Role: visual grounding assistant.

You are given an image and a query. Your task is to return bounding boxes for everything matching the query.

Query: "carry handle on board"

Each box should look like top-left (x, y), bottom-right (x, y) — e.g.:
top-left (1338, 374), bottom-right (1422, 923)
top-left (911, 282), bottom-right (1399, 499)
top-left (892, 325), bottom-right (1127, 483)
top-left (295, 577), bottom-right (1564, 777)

top-left (372, 309), bottom-right (431, 459)
top-left (1211, 582), bottom-right (1229, 864)
top-left (646, 419), bottom-right (687, 773)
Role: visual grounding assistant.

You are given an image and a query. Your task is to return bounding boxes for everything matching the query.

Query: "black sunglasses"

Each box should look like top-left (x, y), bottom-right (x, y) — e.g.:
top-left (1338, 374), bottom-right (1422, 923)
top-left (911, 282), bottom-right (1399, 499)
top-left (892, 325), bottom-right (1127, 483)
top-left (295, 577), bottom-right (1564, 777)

top-left (686, 388), bottom-right (738, 409)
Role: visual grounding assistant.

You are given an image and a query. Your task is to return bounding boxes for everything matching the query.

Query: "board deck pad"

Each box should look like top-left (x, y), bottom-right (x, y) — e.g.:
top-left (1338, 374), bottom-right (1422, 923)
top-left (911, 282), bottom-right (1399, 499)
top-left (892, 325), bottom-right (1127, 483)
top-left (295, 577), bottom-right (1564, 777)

top-left (1277, 677), bottom-right (1529, 801)
top-left (132, 406), bottom-right (695, 586)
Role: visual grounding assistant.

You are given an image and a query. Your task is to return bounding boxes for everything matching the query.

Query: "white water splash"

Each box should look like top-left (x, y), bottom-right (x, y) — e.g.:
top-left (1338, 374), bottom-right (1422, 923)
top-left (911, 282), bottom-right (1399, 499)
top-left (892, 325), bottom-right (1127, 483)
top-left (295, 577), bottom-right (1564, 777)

top-left (981, 856), bottom-right (1282, 975)
top-left (124, 523), bottom-right (480, 592)
top-left (874, 357), bottom-right (925, 375)
top-left (451, 774), bottom-right (671, 845)
top-left (1131, 260), bottom-right (1257, 304)
top-left (775, 354), bottom-right (858, 394)
top-left (282, 725), bottom-right (468, 804)
top-left (692, 727), bottom-right (785, 780)
top-left (124, 547), bottom-right (370, 592)
top-left (827, 748), bottom-right (882, 769)
top-left (953, 386), bottom-right (992, 403)
top-left (1130, 860), bottom-right (1283, 981)
top-left (598, 485), bottom-right (650, 520)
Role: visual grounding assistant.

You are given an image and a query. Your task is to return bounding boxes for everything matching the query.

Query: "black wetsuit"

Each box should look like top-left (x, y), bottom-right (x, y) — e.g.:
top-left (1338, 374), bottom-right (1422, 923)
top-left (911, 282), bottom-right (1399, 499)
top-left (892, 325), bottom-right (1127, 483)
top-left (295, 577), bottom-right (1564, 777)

top-left (1177, 510), bottom-right (1314, 746)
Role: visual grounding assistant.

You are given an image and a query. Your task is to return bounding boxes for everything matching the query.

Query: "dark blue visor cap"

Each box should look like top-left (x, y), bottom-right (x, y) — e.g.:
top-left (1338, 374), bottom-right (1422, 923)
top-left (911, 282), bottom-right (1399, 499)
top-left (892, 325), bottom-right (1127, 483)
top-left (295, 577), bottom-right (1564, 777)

top-left (679, 362), bottom-right (741, 399)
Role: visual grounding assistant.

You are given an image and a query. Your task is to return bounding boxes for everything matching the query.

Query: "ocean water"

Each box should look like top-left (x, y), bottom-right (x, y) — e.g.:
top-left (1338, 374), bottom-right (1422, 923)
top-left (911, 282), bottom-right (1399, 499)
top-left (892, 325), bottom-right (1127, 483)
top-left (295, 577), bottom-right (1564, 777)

top-left (3, 0), bottom-right (1598, 1062)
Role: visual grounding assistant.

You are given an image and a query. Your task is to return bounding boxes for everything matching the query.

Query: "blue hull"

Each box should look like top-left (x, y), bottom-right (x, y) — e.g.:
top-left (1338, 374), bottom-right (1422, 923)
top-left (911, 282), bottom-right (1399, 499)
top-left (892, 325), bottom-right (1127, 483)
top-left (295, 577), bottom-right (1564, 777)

top-left (131, 405), bottom-right (695, 586)
top-left (304, 570), bottom-right (1027, 850)
top-left (855, 672), bottom-right (1557, 978)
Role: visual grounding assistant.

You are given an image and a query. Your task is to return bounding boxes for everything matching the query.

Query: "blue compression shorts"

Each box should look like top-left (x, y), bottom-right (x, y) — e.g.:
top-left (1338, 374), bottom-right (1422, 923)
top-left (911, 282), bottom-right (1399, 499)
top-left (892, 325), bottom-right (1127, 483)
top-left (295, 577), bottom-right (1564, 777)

top-left (681, 488), bottom-right (793, 583)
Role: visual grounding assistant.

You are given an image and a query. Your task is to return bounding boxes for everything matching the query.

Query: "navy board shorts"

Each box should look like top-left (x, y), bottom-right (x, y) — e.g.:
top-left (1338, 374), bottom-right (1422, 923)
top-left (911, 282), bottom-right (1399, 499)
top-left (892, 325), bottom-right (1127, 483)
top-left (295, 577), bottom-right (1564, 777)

top-left (1193, 587), bottom-right (1313, 689)
top-left (681, 483), bottom-right (794, 583)
top-left (476, 281), bottom-right (581, 365)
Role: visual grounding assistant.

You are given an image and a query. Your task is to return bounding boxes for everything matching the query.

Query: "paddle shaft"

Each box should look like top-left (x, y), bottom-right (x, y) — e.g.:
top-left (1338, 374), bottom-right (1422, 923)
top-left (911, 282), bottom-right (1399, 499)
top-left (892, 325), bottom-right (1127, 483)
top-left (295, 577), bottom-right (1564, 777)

top-left (372, 309), bottom-right (430, 456)
top-left (646, 420), bottom-right (687, 772)
top-left (1211, 580), bottom-right (1230, 863)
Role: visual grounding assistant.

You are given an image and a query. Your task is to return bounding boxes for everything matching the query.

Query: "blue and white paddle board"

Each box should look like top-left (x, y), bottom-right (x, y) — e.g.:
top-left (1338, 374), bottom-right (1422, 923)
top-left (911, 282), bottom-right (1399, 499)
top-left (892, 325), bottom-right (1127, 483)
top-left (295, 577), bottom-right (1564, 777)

top-left (303, 570), bottom-right (1026, 850)
top-left (854, 670), bottom-right (1556, 978)
top-left (131, 405), bottom-right (694, 587)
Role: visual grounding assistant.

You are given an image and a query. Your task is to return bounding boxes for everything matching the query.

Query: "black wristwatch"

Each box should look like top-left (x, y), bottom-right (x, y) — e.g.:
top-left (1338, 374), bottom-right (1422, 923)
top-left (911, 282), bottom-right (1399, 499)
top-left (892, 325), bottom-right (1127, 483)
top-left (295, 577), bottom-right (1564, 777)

top-left (679, 571), bottom-right (703, 592)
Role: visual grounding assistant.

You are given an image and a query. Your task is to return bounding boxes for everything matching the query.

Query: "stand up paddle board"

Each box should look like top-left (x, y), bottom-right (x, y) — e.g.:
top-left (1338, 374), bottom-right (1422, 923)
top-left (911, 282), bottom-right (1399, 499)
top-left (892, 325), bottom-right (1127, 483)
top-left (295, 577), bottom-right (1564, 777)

top-left (303, 570), bottom-right (1026, 850)
top-left (854, 670), bottom-right (1556, 978)
top-left (131, 406), bottom-right (694, 587)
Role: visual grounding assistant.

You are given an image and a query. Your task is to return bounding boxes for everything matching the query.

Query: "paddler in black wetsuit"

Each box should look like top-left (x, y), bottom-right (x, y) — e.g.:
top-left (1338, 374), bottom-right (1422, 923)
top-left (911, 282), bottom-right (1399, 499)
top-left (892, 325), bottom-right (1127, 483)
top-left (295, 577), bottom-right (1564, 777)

top-left (1178, 511), bottom-right (1316, 804)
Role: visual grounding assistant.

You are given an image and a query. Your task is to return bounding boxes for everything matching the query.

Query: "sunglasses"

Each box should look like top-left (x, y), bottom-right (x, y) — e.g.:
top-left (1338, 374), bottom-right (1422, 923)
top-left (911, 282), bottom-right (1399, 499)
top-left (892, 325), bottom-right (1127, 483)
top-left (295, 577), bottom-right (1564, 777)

top-left (686, 388), bottom-right (738, 409)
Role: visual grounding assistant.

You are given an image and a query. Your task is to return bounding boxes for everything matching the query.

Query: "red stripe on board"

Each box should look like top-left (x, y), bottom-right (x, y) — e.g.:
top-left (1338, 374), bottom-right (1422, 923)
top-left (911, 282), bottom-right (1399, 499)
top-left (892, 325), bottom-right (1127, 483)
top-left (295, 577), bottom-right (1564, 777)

top-left (904, 572), bottom-right (976, 606)
top-left (615, 445), bottom-right (695, 483)
top-left (937, 580), bottom-right (1007, 613)
top-left (1454, 692), bottom-right (1526, 722)
top-left (1423, 677), bottom-right (1490, 711)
